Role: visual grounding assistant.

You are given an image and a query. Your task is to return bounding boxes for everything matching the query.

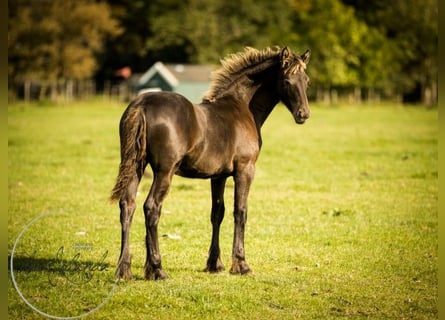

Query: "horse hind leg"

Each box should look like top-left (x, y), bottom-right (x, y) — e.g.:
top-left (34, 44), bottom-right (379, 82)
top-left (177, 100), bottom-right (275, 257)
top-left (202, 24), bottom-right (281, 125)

top-left (143, 169), bottom-right (175, 280)
top-left (116, 175), bottom-right (140, 280)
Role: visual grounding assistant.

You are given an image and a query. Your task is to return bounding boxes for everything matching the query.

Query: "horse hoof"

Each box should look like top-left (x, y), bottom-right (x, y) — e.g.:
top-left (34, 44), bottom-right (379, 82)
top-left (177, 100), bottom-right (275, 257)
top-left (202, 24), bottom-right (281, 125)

top-left (116, 267), bottom-right (133, 280)
top-left (204, 264), bottom-right (225, 273)
top-left (204, 258), bottom-right (225, 273)
top-left (155, 269), bottom-right (169, 280)
top-left (229, 260), bottom-right (251, 275)
top-left (145, 268), bottom-right (168, 280)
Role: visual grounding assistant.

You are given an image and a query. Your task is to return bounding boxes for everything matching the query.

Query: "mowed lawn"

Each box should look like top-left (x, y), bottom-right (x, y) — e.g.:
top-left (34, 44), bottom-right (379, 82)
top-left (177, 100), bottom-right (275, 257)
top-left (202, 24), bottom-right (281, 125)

top-left (8, 99), bottom-right (437, 319)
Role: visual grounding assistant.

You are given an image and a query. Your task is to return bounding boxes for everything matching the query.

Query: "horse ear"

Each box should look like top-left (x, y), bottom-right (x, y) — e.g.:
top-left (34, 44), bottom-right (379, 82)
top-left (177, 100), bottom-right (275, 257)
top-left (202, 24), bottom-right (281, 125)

top-left (280, 46), bottom-right (292, 68)
top-left (301, 49), bottom-right (311, 64)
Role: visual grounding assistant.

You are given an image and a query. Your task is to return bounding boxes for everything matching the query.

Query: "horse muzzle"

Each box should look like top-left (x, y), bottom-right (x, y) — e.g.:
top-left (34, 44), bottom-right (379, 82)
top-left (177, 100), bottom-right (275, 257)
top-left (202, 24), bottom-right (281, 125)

top-left (293, 109), bottom-right (310, 124)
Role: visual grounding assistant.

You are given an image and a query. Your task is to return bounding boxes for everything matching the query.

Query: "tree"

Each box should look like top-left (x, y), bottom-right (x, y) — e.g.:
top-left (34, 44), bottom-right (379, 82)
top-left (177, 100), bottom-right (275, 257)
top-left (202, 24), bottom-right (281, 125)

top-left (144, 0), bottom-right (294, 64)
top-left (287, 0), bottom-right (392, 101)
top-left (102, 0), bottom-right (436, 104)
top-left (8, 0), bottom-right (121, 83)
top-left (9, 0), bottom-right (437, 104)
top-left (343, 0), bottom-right (438, 104)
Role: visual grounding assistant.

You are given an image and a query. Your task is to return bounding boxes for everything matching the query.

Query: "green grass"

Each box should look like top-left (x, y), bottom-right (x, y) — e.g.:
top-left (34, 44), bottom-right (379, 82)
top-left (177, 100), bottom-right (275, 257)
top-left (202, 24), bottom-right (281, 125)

top-left (8, 99), bottom-right (437, 319)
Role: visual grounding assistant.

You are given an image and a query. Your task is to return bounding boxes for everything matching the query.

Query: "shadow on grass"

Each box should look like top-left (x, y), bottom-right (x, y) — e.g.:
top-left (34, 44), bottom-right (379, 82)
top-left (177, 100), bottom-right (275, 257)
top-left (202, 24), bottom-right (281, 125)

top-left (9, 255), bottom-right (57, 272)
top-left (9, 253), bottom-right (112, 288)
top-left (9, 255), bottom-right (110, 273)
top-left (9, 254), bottom-right (116, 292)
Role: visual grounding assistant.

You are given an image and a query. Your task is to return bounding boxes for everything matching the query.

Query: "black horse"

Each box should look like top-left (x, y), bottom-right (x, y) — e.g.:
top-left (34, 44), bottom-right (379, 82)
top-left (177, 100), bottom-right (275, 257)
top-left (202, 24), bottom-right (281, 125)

top-left (111, 46), bottom-right (311, 280)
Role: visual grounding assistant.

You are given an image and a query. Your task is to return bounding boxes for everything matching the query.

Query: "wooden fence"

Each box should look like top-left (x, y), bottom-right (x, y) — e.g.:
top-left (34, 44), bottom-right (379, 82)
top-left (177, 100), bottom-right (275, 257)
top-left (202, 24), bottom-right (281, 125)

top-left (9, 79), bottom-right (436, 106)
top-left (9, 79), bottom-right (134, 103)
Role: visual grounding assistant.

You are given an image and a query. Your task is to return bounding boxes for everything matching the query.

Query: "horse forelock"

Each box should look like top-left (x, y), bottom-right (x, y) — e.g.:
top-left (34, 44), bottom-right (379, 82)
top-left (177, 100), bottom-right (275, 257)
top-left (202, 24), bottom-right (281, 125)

top-left (284, 56), bottom-right (307, 75)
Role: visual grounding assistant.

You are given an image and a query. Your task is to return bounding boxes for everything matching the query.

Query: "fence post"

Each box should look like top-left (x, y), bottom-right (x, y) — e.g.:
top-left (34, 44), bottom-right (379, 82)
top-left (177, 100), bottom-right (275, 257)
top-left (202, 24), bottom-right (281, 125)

top-left (24, 80), bottom-right (31, 103)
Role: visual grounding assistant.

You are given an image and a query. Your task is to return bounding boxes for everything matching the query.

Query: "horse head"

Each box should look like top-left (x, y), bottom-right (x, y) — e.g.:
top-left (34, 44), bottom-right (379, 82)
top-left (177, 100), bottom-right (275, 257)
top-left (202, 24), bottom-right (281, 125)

top-left (278, 47), bottom-right (311, 124)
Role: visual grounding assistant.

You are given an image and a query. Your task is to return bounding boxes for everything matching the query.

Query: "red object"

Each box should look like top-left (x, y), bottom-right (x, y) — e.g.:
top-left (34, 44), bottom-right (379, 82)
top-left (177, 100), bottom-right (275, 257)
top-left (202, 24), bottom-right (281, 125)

top-left (115, 66), bottom-right (132, 79)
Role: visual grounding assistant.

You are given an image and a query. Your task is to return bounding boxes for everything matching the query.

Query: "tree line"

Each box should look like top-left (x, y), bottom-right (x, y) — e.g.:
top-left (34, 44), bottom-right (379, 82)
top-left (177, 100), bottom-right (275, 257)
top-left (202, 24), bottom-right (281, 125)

top-left (8, 0), bottom-right (437, 104)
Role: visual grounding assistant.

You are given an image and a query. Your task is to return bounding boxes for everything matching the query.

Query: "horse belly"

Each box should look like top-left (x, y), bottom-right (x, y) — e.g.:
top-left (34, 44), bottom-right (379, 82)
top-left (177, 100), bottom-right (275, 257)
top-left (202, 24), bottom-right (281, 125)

top-left (176, 150), bottom-right (234, 179)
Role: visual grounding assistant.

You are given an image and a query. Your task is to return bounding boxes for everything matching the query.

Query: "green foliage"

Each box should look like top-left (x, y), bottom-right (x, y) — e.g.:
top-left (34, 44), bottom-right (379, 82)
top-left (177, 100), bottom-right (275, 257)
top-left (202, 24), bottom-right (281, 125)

top-left (145, 0), bottom-right (294, 64)
top-left (8, 100), bottom-right (437, 319)
top-left (9, 0), bottom-right (122, 81)
top-left (290, 0), bottom-right (364, 87)
top-left (344, 0), bottom-right (438, 97)
top-left (8, 0), bottom-right (438, 103)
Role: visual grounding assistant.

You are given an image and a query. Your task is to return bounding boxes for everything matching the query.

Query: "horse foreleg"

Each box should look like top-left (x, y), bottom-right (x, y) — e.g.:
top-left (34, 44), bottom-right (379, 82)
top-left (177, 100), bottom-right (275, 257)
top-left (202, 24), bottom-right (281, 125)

top-left (143, 170), bottom-right (173, 280)
top-left (230, 165), bottom-right (254, 275)
top-left (116, 176), bottom-right (139, 280)
top-left (205, 177), bottom-right (227, 272)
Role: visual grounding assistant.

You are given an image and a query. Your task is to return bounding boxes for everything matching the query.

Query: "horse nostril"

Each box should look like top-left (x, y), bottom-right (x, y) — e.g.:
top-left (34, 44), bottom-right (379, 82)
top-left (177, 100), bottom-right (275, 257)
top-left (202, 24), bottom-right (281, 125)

top-left (297, 110), bottom-right (309, 119)
top-left (294, 108), bottom-right (310, 124)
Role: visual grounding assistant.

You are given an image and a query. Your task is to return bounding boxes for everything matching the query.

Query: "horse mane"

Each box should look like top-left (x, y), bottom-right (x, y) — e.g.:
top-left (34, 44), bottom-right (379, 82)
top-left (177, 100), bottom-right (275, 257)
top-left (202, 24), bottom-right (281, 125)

top-left (203, 46), bottom-right (306, 102)
top-left (203, 47), bottom-right (281, 102)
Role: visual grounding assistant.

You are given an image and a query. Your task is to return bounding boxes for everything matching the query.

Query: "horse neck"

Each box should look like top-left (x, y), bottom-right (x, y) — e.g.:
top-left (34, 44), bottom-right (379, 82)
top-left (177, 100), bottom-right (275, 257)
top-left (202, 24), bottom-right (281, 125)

top-left (247, 66), bottom-right (281, 129)
top-left (248, 85), bottom-right (279, 129)
top-left (205, 61), bottom-right (281, 131)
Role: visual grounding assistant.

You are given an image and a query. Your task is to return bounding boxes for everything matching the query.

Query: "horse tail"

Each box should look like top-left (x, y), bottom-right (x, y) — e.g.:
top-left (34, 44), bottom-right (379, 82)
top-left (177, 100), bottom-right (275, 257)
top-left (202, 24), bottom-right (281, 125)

top-left (110, 106), bottom-right (147, 202)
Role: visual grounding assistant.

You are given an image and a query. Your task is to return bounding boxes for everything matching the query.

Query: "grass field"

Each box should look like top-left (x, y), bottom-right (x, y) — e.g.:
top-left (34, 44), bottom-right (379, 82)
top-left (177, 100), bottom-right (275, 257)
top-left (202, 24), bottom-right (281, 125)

top-left (8, 99), bottom-right (437, 319)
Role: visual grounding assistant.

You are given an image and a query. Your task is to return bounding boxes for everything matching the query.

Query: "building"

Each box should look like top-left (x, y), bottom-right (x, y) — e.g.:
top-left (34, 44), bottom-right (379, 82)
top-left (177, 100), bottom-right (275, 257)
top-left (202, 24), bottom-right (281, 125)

top-left (136, 62), bottom-right (214, 103)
